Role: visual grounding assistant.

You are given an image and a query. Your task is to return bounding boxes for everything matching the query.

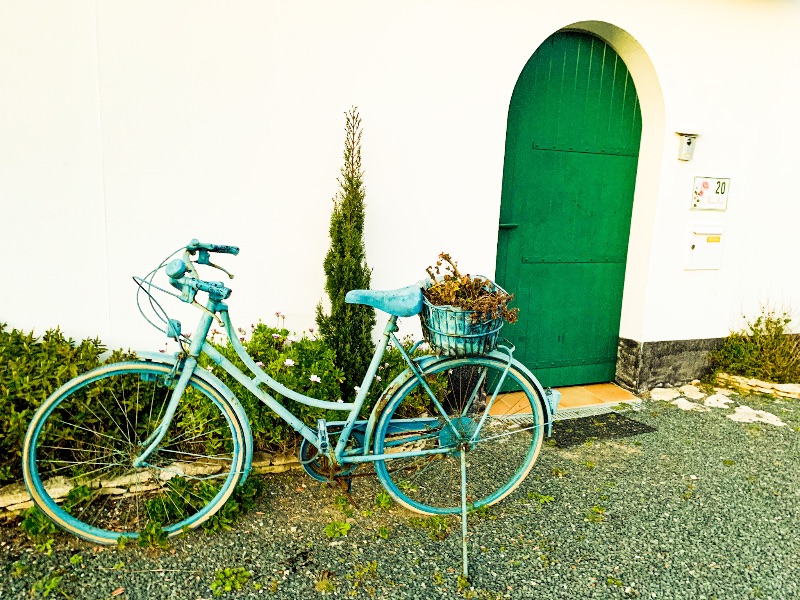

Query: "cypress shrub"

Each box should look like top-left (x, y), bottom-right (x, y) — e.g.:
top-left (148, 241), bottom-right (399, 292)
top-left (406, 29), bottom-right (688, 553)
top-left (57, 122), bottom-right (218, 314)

top-left (316, 107), bottom-right (376, 401)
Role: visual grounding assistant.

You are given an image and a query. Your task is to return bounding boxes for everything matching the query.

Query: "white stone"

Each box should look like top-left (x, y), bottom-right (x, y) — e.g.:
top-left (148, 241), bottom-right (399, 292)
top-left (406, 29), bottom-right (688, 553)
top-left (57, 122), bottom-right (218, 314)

top-left (271, 454), bottom-right (297, 466)
top-left (101, 471), bottom-right (151, 488)
top-left (747, 379), bottom-right (774, 390)
top-left (251, 452), bottom-right (274, 468)
top-left (253, 464), bottom-right (296, 475)
top-left (671, 398), bottom-right (709, 412)
top-left (98, 487), bottom-right (126, 496)
top-left (704, 394), bottom-right (734, 409)
top-left (7, 500), bottom-right (34, 512)
top-left (728, 405), bottom-right (786, 427)
top-left (42, 476), bottom-right (73, 500)
top-left (0, 482), bottom-right (30, 509)
top-left (128, 483), bottom-right (162, 494)
top-left (649, 388), bottom-right (681, 401)
top-left (713, 387), bottom-right (733, 396)
top-left (678, 384), bottom-right (706, 400)
top-left (774, 383), bottom-right (800, 395)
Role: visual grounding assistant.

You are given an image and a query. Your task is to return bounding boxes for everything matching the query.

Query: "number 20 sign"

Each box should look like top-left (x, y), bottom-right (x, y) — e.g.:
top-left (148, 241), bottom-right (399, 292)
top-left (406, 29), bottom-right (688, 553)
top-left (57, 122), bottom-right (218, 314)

top-left (691, 177), bottom-right (730, 211)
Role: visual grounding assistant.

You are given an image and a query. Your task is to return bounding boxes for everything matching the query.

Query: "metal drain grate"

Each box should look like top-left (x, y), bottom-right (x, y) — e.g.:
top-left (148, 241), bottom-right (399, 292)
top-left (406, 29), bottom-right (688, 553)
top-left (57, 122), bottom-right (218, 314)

top-left (553, 400), bottom-right (642, 421)
top-left (492, 399), bottom-right (643, 426)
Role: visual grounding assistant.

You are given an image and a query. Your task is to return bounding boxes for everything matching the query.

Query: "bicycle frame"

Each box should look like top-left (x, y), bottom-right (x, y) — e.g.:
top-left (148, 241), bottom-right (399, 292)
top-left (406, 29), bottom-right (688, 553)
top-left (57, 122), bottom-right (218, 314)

top-left (133, 292), bottom-right (464, 471)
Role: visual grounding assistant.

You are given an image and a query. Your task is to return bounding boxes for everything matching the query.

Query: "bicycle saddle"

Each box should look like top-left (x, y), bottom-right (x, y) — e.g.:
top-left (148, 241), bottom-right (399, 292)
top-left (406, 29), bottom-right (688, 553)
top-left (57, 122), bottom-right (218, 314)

top-left (345, 285), bottom-right (423, 317)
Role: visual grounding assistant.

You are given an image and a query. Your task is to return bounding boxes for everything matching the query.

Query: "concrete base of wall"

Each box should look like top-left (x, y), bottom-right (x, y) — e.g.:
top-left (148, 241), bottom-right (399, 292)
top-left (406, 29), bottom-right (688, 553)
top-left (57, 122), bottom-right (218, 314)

top-left (615, 337), bottom-right (724, 393)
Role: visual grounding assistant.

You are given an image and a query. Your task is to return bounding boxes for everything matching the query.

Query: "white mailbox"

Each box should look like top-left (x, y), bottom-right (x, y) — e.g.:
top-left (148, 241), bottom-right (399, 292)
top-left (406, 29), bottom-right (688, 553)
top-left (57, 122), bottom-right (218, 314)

top-left (686, 225), bottom-right (724, 270)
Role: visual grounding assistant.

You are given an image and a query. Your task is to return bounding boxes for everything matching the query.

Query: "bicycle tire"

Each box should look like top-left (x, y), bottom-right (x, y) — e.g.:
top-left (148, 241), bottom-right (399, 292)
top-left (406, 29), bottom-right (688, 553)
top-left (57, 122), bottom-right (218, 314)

top-left (373, 354), bottom-right (545, 515)
top-left (22, 360), bottom-right (246, 545)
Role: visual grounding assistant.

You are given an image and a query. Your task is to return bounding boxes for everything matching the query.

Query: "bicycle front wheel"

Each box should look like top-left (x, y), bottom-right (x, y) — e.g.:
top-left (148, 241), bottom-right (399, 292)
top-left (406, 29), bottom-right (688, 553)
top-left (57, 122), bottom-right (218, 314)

top-left (22, 360), bottom-right (246, 545)
top-left (373, 354), bottom-right (545, 515)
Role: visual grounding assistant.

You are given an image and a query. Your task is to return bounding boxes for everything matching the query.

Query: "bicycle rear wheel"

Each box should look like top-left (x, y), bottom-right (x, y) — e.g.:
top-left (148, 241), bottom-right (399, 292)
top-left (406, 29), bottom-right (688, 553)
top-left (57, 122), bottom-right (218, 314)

top-left (22, 360), bottom-right (246, 545)
top-left (373, 355), bottom-right (545, 515)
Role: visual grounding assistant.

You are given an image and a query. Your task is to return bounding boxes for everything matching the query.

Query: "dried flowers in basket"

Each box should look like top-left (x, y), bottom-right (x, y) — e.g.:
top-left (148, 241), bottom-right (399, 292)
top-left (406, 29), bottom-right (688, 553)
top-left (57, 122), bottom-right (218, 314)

top-left (420, 253), bottom-right (518, 356)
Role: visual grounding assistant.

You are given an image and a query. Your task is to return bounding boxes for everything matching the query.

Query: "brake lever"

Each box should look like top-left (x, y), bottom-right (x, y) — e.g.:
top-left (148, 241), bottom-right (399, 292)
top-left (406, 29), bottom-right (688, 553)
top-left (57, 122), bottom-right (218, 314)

top-left (206, 261), bottom-right (234, 280)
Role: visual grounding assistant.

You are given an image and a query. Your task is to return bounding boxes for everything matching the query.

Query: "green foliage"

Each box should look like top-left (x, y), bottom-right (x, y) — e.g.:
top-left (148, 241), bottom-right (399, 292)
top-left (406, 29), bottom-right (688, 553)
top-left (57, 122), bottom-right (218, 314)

top-left (709, 308), bottom-right (800, 383)
top-left (0, 324), bottom-right (107, 482)
top-left (10, 560), bottom-right (30, 577)
top-left (30, 574), bottom-right (63, 598)
top-left (21, 506), bottom-right (57, 556)
top-left (324, 520), bottom-right (351, 539)
top-left (316, 107), bottom-right (377, 402)
top-left (205, 323), bottom-right (344, 452)
top-left (586, 505), bottom-right (607, 523)
top-left (138, 521), bottom-right (169, 549)
top-left (69, 554), bottom-right (83, 566)
top-left (374, 491), bottom-right (392, 510)
top-left (210, 567), bottom-right (251, 596)
top-left (408, 515), bottom-right (450, 540)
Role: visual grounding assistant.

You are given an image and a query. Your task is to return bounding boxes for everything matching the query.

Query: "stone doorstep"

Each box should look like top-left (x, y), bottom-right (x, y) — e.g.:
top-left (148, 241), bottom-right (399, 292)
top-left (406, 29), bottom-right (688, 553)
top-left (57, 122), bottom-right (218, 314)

top-left (0, 453), bottom-right (301, 519)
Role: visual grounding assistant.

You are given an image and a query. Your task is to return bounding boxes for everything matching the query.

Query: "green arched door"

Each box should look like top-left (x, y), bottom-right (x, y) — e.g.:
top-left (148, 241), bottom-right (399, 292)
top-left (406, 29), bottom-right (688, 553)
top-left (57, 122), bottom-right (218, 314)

top-left (495, 31), bottom-right (642, 387)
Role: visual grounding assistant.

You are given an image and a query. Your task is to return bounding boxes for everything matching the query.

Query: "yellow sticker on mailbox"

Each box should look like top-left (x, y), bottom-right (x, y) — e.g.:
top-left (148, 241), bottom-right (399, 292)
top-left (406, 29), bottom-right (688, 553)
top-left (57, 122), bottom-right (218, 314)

top-left (706, 236), bottom-right (721, 243)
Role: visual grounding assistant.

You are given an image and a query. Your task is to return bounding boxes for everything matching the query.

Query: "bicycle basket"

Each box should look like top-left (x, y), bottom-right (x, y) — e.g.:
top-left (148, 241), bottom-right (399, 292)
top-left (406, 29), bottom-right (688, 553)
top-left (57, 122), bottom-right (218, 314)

top-left (419, 296), bottom-right (504, 357)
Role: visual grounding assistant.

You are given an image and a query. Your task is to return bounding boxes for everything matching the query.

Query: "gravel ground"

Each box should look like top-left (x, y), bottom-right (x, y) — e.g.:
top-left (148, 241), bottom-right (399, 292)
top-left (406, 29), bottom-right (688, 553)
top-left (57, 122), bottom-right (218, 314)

top-left (1, 392), bottom-right (798, 599)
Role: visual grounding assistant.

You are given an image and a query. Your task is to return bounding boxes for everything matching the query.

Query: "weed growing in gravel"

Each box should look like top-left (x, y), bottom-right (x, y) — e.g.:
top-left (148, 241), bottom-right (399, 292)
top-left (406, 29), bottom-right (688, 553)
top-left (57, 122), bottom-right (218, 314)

top-left (681, 483), bottom-right (698, 501)
top-left (375, 491), bottom-right (392, 510)
top-left (585, 505), bottom-right (607, 523)
top-left (723, 459), bottom-right (736, 466)
top-left (138, 521), bottom-right (168, 550)
top-left (528, 491), bottom-right (555, 504)
top-left (315, 570), bottom-right (336, 593)
top-left (408, 515), bottom-right (450, 540)
top-left (334, 495), bottom-right (354, 517)
top-left (551, 467), bottom-right (568, 478)
top-left (469, 505), bottom-right (498, 520)
top-left (30, 573), bottom-right (63, 598)
top-left (20, 506), bottom-right (56, 550)
top-left (34, 537), bottom-right (54, 556)
top-left (10, 560), bottom-right (29, 577)
top-left (210, 567), bottom-right (251, 596)
top-left (112, 561), bottom-right (125, 570)
top-left (377, 525), bottom-right (390, 540)
top-left (324, 520), bottom-right (351, 538)
top-left (69, 554), bottom-right (83, 566)
top-left (347, 561), bottom-right (377, 593)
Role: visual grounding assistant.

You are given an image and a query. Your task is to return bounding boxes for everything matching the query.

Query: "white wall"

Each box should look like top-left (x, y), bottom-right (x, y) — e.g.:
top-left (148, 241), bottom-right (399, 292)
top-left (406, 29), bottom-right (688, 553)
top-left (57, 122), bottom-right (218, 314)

top-left (3, 0), bottom-right (799, 352)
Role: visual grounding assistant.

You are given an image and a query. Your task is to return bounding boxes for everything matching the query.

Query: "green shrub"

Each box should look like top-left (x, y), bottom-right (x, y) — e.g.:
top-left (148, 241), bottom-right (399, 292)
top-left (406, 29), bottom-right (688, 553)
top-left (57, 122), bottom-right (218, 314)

top-left (203, 323), bottom-right (346, 452)
top-left (316, 106), bottom-right (376, 402)
top-left (0, 324), bottom-right (106, 483)
top-left (709, 308), bottom-right (800, 383)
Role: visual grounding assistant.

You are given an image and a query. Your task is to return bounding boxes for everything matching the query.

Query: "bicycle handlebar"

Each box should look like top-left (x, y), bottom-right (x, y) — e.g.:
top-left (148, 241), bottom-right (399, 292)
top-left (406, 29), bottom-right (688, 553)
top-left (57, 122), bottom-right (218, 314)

top-left (187, 238), bottom-right (239, 256)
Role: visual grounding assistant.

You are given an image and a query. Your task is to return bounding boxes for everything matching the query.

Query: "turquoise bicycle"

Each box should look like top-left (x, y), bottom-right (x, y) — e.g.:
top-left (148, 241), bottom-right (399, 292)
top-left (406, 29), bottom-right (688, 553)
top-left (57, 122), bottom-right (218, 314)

top-left (22, 239), bottom-right (556, 545)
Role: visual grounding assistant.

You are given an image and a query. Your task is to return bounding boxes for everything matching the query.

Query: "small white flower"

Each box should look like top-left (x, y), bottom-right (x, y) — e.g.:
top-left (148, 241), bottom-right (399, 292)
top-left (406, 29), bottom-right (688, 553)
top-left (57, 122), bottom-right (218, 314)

top-left (354, 386), bottom-right (360, 392)
top-left (272, 333), bottom-right (281, 339)
top-left (309, 374), bottom-right (321, 383)
top-left (375, 375), bottom-right (382, 382)
top-left (255, 361), bottom-right (264, 367)
top-left (205, 365), bottom-right (213, 371)
top-left (287, 334), bottom-right (298, 343)
top-left (336, 398), bottom-right (344, 403)
top-left (284, 358), bottom-right (295, 367)
top-left (307, 335), bottom-right (317, 341)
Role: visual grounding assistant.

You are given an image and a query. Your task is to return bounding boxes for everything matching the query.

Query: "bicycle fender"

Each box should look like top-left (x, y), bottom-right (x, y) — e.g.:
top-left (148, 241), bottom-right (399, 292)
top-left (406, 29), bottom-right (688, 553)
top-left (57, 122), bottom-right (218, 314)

top-left (133, 351), bottom-right (254, 484)
top-left (372, 353), bottom-right (554, 437)
top-left (486, 350), bottom-right (555, 435)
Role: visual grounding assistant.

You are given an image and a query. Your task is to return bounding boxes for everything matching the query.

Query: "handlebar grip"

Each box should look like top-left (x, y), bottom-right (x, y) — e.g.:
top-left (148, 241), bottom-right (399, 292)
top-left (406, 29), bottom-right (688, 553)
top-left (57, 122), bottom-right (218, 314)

top-left (187, 238), bottom-right (240, 255)
top-left (190, 279), bottom-right (232, 300)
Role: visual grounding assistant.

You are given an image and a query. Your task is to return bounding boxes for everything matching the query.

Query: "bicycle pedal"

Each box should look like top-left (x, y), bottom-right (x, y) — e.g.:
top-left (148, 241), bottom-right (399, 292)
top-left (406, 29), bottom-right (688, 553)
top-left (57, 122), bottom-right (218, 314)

top-left (317, 419), bottom-right (331, 455)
